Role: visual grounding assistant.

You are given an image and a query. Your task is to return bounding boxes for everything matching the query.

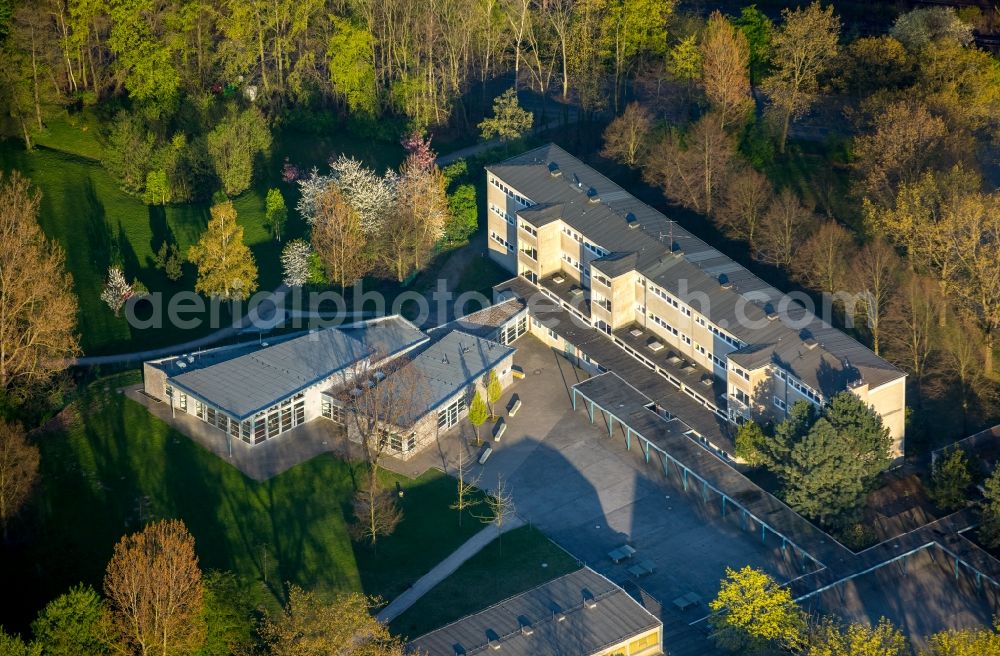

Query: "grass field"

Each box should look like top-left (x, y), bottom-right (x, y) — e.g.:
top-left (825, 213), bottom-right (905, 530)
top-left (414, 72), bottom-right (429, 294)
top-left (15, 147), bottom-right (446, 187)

top-left (389, 525), bottom-right (580, 640)
top-left (0, 111), bottom-right (405, 356)
top-left (0, 375), bottom-right (488, 633)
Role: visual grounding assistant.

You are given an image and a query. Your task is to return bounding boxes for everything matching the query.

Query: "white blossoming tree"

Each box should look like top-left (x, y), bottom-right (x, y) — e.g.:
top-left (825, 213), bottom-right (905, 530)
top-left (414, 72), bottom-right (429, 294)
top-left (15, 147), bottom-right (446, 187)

top-left (101, 266), bottom-right (133, 316)
top-left (281, 239), bottom-right (313, 288)
top-left (329, 155), bottom-right (397, 236)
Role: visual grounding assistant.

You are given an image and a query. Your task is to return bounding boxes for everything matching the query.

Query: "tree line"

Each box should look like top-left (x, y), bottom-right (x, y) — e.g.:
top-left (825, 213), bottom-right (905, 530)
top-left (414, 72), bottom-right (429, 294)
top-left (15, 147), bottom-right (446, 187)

top-left (0, 0), bottom-right (677, 142)
top-left (599, 3), bottom-right (1000, 446)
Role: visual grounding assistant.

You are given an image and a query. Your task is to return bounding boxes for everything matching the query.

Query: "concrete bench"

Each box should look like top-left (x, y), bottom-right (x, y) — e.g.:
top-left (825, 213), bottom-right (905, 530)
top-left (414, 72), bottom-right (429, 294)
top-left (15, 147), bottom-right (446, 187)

top-left (507, 394), bottom-right (522, 417)
top-left (512, 365), bottom-right (525, 380)
top-left (478, 446), bottom-right (493, 465)
top-left (492, 418), bottom-right (506, 442)
top-left (608, 545), bottom-right (636, 564)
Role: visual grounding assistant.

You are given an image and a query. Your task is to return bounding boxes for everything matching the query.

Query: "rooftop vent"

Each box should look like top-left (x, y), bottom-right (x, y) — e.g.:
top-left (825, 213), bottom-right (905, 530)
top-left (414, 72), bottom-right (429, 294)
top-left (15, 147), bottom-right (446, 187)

top-left (625, 212), bottom-right (639, 229)
top-left (452, 644), bottom-right (467, 656)
top-left (549, 601), bottom-right (566, 622)
top-left (587, 187), bottom-right (600, 203)
top-left (517, 615), bottom-right (534, 636)
top-left (485, 629), bottom-right (502, 650)
top-left (803, 338), bottom-right (819, 350)
top-left (764, 302), bottom-right (778, 321)
top-left (718, 273), bottom-right (733, 289)
top-left (582, 588), bottom-right (598, 609)
top-left (548, 161), bottom-right (561, 177)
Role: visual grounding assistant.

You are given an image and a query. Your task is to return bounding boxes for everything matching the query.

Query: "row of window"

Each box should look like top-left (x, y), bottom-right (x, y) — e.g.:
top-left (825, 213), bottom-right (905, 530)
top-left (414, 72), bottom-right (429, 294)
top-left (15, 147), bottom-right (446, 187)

top-left (519, 221), bottom-right (537, 237)
top-left (490, 231), bottom-right (514, 252)
top-left (730, 363), bottom-right (750, 382)
top-left (170, 384), bottom-right (306, 446)
top-left (489, 176), bottom-right (531, 207)
top-left (776, 368), bottom-right (822, 403)
top-left (560, 226), bottom-right (608, 257)
top-left (489, 203), bottom-right (515, 225)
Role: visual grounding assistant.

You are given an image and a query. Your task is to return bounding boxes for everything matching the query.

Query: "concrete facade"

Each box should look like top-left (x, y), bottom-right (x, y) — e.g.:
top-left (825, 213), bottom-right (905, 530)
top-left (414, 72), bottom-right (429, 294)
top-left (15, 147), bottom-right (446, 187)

top-left (486, 145), bottom-right (907, 457)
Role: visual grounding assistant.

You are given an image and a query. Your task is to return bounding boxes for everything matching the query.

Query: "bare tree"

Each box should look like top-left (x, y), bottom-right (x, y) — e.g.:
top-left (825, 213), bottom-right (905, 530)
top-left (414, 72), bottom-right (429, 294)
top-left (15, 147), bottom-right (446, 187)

top-left (762, 1), bottom-right (840, 153)
top-left (351, 482), bottom-right (403, 549)
top-left (397, 155), bottom-right (449, 271)
top-left (103, 519), bottom-right (206, 656)
top-left (884, 273), bottom-right (940, 403)
top-left (0, 171), bottom-right (80, 401)
top-left (716, 166), bottom-right (773, 254)
top-left (644, 113), bottom-right (735, 216)
top-left (793, 219), bottom-right (853, 295)
top-left (260, 585), bottom-right (405, 656)
top-left (0, 420), bottom-right (39, 540)
top-left (942, 316), bottom-right (987, 435)
top-left (450, 454), bottom-right (481, 527)
top-left (701, 11), bottom-right (752, 130)
top-left (478, 475), bottom-right (516, 556)
top-left (757, 188), bottom-right (815, 268)
top-left (601, 102), bottom-right (653, 168)
top-left (851, 238), bottom-right (902, 356)
top-left (344, 352), bottom-right (425, 548)
top-left (311, 186), bottom-right (370, 289)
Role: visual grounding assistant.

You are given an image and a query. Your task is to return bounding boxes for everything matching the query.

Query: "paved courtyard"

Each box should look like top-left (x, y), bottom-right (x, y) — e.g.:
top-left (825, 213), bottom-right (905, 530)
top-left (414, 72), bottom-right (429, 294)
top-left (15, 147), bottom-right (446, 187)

top-left (402, 334), bottom-right (999, 652)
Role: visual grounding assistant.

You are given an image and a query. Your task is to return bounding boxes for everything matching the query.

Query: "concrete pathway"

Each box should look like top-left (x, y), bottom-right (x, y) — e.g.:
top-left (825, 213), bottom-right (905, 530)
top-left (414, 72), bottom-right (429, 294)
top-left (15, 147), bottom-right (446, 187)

top-left (377, 516), bottom-right (526, 623)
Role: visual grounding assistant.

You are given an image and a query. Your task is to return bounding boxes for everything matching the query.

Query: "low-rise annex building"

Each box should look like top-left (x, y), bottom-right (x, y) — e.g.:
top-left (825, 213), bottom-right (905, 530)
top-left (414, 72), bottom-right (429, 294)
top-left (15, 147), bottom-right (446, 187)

top-left (485, 143), bottom-right (907, 457)
top-left (408, 566), bottom-right (663, 656)
top-left (142, 315), bottom-right (517, 460)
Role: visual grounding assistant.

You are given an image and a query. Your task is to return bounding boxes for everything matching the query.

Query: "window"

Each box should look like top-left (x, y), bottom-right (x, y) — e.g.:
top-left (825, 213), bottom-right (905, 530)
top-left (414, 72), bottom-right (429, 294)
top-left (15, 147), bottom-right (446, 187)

top-left (490, 231), bottom-right (514, 252)
top-left (594, 274), bottom-right (611, 287)
top-left (254, 416), bottom-right (267, 444)
top-left (695, 343), bottom-right (706, 355)
top-left (774, 397), bottom-right (786, 410)
top-left (682, 335), bottom-right (691, 345)
top-left (489, 203), bottom-right (515, 225)
top-left (206, 406), bottom-right (216, 425)
top-left (629, 632), bottom-right (660, 653)
top-left (519, 246), bottom-right (537, 260)
top-left (730, 364), bottom-right (750, 382)
top-left (195, 400), bottom-right (205, 420)
top-left (732, 387), bottom-right (750, 404)
top-left (437, 397), bottom-right (468, 429)
top-left (178, 393), bottom-right (187, 412)
top-left (518, 221), bottom-right (537, 237)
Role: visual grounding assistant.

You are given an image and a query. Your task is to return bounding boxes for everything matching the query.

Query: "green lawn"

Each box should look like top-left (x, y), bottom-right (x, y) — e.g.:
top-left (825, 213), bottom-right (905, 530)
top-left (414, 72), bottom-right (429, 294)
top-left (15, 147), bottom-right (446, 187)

top-left (1, 376), bottom-right (487, 633)
top-left (455, 254), bottom-right (511, 300)
top-left (389, 525), bottom-right (581, 640)
top-left (0, 111), bottom-right (404, 356)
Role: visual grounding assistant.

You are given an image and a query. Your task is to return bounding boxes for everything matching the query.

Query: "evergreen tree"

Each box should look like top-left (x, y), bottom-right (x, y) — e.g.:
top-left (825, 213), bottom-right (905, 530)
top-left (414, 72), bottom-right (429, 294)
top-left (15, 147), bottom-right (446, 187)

top-left (928, 448), bottom-right (971, 511)
top-left (31, 585), bottom-right (110, 656)
top-left (783, 418), bottom-right (869, 529)
top-left (979, 468), bottom-right (1000, 548)
top-left (735, 421), bottom-right (767, 467)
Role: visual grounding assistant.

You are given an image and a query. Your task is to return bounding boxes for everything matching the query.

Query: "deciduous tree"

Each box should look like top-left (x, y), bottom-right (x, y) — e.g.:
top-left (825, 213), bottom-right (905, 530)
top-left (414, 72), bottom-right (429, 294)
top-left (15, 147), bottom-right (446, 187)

top-left (850, 239), bottom-right (902, 356)
top-left (716, 166), bottom-right (773, 255)
top-left (280, 239), bottom-right (313, 288)
top-left (207, 106), bottom-right (272, 197)
top-left (31, 584), bottom-right (110, 656)
top-left (794, 220), bottom-right (852, 295)
top-left (978, 468), bottom-right (1000, 549)
top-left (762, 2), bottom-right (840, 153)
top-left (265, 188), bottom-right (287, 242)
top-left (644, 113), bottom-right (735, 216)
top-left (350, 481), bottom-right (402, 548)
top-left (100, 266), bottom-right (134, 317)
top-left (468, 390), bottom-right (488, 445)
top-left (601, 102), bottom-right (653, 168)
top-left (922, 623), bottom-right (1000, 656)
top-left (188, 201), bottom-right (259, 301)
top-left (103, 519), bottom-right (206, 656)
top-left (709, 566), bottom-right (805, 653)
top-left (757, 187), bottom-right (814, 268)
top-left (805, 616), bottom-right (908, 656)
top-left (0, 171), bottom-right (80, 401)
top-left (478, 475), bottom-right (514, 556)
top-left (451, 454), bottom-right (480, 526)
top-left (0, 420), bottom-right (38, 540)
top-left (701, 11), bottom-right (752, 130)
top-left (259, 585), bottom-right (404, 656)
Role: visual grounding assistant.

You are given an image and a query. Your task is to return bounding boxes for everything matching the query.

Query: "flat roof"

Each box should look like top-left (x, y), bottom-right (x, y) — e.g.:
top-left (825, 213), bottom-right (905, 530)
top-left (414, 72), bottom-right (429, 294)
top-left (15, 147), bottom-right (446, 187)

top-left (487, 144), bottom-right (904, 395)
top-left (427, 298), bottom-right (527, 341)
top-left (408, 567), bottom-right (661, 656)
top-left (167, 317), bottom-right (427, 419)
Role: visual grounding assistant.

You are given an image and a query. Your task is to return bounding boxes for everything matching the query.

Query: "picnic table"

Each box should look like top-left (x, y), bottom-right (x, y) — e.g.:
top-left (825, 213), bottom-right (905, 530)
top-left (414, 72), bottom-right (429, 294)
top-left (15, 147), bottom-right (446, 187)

top-left (626, 559), bottom-right (656, 578)
top-left (672, 592), bottom-right (702, 611)
top-left (608, 545), bottom-right (637, 564)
